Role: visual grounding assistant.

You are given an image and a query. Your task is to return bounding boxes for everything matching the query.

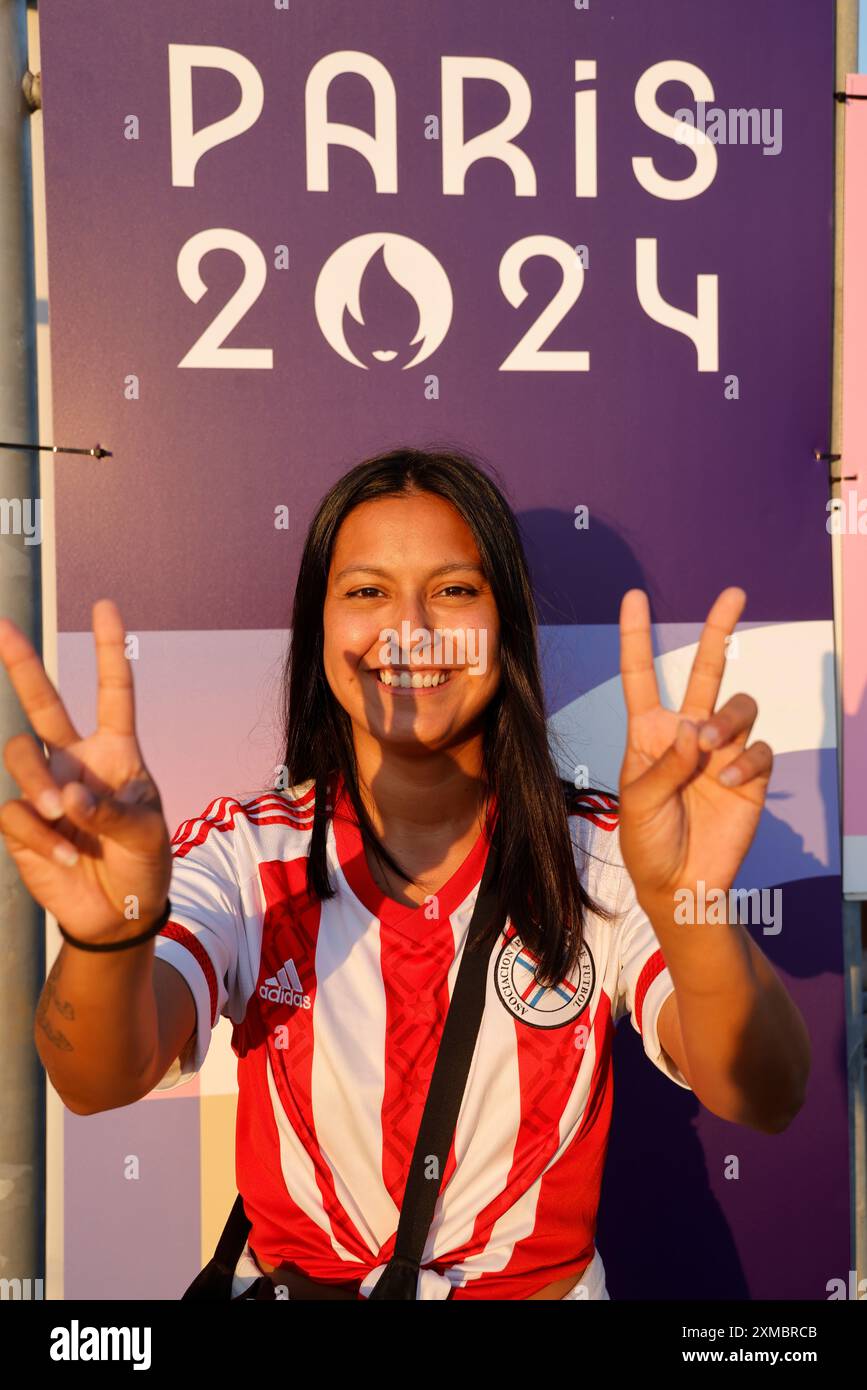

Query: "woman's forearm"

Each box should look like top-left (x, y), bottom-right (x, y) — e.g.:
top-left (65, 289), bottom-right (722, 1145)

top-left (34, 938), bottom-right (162, 1114)
top-left (647, 898), bottom-right (811, 1131)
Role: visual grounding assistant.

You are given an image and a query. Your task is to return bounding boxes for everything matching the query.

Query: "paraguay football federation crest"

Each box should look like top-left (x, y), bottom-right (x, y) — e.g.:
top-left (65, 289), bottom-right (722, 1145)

top-left (494, 931), bottom-right (595, 1029)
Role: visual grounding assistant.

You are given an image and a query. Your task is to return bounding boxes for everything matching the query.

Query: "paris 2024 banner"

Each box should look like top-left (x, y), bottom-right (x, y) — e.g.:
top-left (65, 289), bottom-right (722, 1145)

top-left (38, 0), bottom-right (844, 1298)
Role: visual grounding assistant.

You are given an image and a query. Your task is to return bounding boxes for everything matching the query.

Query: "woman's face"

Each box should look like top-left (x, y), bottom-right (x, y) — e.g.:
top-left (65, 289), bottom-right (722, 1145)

top-left (323, 491), bottom-right (501, 753)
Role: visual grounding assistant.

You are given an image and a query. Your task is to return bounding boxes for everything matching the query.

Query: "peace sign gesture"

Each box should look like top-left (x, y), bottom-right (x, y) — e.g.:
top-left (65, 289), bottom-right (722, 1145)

top-left (0, 600), bottom-right (171, 944)
top-left (617, 587), bottom-right (773, 916)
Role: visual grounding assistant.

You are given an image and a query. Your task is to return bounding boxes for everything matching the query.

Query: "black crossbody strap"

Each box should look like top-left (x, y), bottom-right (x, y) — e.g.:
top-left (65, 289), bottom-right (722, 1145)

top-left (180, 1192), bottom-right (251, 1299)
top-left (367, 817), bottom-right (504, 1300)
top-left (215, 1193), bottom-right (251, 1270)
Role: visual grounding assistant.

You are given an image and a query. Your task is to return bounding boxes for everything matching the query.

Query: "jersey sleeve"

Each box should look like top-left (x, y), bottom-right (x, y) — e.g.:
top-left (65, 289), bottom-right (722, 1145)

top-left (151, 798), bottom-right (248, 1091)
top-left (610, 848), bottom-right (691, 1091)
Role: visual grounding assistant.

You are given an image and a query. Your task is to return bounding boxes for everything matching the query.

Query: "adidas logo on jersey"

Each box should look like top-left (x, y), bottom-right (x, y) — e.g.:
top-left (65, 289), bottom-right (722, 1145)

top-left (259, 958), bottom-right (311, 1009)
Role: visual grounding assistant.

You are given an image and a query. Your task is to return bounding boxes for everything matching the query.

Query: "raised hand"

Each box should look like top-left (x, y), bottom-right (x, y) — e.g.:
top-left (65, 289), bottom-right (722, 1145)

top-left (617, 587), bottom-right (772, 915)
top-left (0, 600), bottom-right (172, 943)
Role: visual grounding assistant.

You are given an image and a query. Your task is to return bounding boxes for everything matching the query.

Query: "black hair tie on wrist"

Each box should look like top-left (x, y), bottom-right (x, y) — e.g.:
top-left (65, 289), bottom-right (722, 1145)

top-left (58, 898), bottom-right (172, 953)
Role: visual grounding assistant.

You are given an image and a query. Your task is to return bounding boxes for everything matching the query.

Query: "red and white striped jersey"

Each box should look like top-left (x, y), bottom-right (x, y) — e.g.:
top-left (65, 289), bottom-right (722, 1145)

top-left (155, 775), bottom-right (689, 1299)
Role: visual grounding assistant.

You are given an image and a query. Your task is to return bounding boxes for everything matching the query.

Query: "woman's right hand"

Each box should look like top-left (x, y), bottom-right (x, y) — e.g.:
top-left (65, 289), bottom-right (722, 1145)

top-left (0, 599), bottom-right (172, 943)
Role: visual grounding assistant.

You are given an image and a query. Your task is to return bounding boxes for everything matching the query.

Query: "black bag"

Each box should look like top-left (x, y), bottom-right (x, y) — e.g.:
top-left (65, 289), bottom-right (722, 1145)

top-left (182, 818), bottom-right (504, 1301)
top-left (181, 1191), bottom-right (256, 1300)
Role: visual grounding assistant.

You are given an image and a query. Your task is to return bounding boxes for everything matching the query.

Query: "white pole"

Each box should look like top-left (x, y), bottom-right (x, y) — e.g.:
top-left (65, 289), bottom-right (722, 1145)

top-left (832, 0), bottom-right (865, 1289)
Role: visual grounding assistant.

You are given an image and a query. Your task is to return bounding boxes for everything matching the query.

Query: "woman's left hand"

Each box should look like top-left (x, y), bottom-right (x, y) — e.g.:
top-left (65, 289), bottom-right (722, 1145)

top-left (617, 586), bottom-right (773, 916)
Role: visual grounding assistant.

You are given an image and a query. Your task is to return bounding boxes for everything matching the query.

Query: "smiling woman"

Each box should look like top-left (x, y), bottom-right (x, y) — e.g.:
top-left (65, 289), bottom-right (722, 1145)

top-left (279, 448), bottom-right (598, 984)
top-left (0, 445), bottom-right (809, 1302)
top-left (323, 492), bottom-right (502, 782)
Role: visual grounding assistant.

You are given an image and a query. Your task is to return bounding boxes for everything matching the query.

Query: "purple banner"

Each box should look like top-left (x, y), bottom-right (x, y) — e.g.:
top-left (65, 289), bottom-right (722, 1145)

top-left (39, 0), bottom-right (845, 1300)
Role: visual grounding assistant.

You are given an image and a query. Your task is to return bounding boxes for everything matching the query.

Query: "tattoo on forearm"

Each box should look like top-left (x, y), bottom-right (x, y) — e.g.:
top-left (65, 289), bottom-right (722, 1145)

top-left (36, 956), bottom-right (75, 1051)
top-left (36, 1012), bottom-right (73, 1051)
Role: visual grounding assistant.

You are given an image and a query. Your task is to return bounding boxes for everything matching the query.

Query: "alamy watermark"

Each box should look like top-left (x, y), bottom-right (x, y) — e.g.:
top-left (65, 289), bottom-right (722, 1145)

top-left (826, 493), bottom-right (867, 534)
top-left (49, 1321), bottom-right (151, 1370)
top-left (0, 1276), bottom-right (44, 1299)
top-left (0, 497), bottom-right (41, 545)
top-left (377, 620), bottom-right (488, 675)
top-left (674, 880), bottom-right (782, 935)
top-left (674, 103), bottom-right (782, 156)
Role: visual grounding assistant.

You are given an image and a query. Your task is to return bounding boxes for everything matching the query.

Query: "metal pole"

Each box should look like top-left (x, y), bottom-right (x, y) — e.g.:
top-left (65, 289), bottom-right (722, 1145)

top-left (0, 0), bottom-right (43, 1295)
top-left (832, 0), bottom-right (865, 1290)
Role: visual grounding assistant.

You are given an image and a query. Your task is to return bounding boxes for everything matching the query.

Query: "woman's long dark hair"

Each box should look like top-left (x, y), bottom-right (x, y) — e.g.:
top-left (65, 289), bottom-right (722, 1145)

top-left (276, 445), bottom-right (615, 986)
